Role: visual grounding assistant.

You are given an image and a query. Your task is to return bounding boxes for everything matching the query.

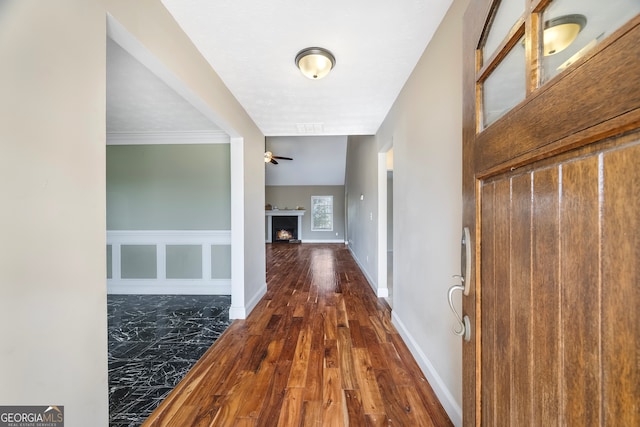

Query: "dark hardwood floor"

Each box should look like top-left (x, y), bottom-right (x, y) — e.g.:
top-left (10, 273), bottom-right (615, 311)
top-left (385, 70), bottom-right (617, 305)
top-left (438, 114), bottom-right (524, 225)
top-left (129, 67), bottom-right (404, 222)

top-left (143, 243), bottom-right (452, 426)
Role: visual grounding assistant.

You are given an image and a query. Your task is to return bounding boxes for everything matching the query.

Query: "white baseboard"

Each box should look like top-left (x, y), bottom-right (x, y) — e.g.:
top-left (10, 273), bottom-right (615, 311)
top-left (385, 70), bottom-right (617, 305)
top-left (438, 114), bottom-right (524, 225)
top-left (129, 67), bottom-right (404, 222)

top-left (348, 246), bottom-right (377, 295)
top-left (392, 311), bottom-right (462, 427)
top-left (246, 282), bottom-right (267, 316)
top-left (302, 239), bottom-right (347, 243)
top-left (228, 306), bottom-right (246, 319)
top-left (107, 279), bottom-right (231, 295)
top-left (348, 247), bottom-right (389, 297)
top-left (376, 287), bottom-right (389, 298)
top-left (229, 281), bottom-right (267, 320)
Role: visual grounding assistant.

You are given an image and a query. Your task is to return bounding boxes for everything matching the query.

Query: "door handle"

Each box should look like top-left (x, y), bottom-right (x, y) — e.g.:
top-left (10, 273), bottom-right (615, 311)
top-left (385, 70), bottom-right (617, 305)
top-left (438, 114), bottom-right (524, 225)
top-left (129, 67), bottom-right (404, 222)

top-left (448, 283), bottom-right (470, 341)
top-left (447, 227), bottom-right (472, 341)
top-left (460, 226), bottom-right (471, 295)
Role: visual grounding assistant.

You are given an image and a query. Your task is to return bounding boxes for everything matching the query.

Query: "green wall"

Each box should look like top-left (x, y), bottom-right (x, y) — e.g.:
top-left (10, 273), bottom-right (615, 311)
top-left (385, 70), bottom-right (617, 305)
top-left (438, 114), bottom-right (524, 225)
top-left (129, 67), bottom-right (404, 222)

top-left (107, 144), bottom-right (231, 230)
top-left (107, 144), bottom-right (232, 280)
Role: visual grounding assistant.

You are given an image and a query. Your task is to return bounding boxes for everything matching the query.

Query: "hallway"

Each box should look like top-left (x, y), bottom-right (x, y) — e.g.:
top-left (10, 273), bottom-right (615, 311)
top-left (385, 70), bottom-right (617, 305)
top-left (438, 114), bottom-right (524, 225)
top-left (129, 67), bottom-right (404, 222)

top-left (143, 243), bottom-right (452, 426)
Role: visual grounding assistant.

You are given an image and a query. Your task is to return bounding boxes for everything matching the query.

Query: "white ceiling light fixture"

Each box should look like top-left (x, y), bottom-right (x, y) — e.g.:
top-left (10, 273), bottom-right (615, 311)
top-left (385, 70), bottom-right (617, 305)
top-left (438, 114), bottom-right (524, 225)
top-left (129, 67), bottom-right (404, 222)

top-left (543, 14), bottom-right (587, 56)
top-left (295, 47), bottom-right (336, 80)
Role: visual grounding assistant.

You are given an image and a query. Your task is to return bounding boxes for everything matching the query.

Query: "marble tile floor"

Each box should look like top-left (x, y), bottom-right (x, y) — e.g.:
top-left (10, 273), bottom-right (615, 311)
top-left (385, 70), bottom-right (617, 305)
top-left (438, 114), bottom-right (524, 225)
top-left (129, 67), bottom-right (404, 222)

top-left (108, 294), bottom-right (232, 426)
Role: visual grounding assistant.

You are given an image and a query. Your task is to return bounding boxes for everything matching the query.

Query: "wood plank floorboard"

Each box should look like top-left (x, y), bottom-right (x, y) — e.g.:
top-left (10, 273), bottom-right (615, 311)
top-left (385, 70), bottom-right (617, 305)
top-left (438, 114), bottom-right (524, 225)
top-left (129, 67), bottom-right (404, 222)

top-left (143, 243), bottom-right (452, 426)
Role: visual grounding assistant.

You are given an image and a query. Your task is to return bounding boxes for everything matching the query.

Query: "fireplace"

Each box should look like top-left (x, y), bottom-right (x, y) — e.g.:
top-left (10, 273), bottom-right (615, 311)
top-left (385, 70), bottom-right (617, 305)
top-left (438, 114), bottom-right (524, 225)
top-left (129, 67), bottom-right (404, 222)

top-left (272, 215), bottom-right (299, 243)
top-left (265, 209), bottom-right (305, 243)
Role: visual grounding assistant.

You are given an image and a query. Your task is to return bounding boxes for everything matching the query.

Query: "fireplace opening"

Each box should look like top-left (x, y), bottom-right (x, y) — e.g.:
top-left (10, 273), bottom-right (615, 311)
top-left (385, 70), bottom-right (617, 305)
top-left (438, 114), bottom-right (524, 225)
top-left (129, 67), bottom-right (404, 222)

top-left (272, 216), bottom-right (299, 243)
top-left (276, 229), bottom-right (295, 241)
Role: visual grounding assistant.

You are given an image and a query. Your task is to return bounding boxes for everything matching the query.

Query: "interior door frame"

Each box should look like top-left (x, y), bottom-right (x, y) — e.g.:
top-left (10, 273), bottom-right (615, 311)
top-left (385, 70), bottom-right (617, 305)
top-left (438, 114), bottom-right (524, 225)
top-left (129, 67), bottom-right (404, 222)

top-left (107, 16), bottom-right (248, 319)
top-left (376, 140), bottom-right (393, 300)
top-left (462, 1), bottom-right (640, 424)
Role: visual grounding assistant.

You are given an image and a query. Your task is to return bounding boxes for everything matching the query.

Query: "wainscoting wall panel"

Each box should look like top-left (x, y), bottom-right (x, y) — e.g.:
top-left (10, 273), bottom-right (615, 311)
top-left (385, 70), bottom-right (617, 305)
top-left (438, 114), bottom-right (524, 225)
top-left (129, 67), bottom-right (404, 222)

top-left (107, 230), bottom-right (231, 294)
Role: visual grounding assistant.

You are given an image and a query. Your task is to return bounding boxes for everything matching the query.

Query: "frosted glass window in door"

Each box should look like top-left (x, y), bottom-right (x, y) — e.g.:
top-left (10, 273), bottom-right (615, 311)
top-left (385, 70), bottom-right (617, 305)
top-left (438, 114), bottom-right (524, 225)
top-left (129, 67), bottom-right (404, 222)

top-left (541, 0), bottom-right (640, 83)
top-left (482, 0), bottom-right (525, 62)
top-left (482, 37), bottom-right (526, 128)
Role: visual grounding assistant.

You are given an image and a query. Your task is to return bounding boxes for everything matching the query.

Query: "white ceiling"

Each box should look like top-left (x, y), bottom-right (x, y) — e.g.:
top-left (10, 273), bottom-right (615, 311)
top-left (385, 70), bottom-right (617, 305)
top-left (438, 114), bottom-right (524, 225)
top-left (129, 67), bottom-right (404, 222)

top-left (160, 0), bottom-right (454, 136)
top-left (106, 1), bottom-right (454, 185)
top-left (106, 38), bottom-right (222, 134)
top-left (107, 1), bottom-right (633, 185)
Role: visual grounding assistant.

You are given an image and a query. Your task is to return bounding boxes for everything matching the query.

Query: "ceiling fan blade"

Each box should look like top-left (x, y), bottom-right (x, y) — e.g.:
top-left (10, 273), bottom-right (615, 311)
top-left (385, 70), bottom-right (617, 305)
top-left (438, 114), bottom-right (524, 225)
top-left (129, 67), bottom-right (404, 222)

top-left (270, 158), bottom-right (278, 164)
top-left (273, 156), bottom-right (293, 160)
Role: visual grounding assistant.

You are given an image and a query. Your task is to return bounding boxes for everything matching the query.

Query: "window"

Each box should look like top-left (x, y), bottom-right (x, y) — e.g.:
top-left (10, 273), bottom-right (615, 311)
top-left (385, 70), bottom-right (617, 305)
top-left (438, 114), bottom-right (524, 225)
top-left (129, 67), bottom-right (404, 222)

top-left (311, 195), bottom-right (333, 231)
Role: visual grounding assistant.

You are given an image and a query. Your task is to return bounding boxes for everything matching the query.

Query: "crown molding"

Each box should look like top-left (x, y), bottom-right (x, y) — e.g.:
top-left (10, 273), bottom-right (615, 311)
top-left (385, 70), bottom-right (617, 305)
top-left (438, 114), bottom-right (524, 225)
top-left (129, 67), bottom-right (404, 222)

top-left (106, 130), bottom-right (230, 145)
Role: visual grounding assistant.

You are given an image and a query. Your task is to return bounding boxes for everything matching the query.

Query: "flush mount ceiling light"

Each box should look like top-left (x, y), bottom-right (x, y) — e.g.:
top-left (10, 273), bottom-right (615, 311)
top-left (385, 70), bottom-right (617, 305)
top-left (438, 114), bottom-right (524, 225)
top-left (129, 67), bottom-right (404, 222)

top-left (543, 14), bottom-right (587, 56)
top-left (295, 47), bottom-right (336, 79)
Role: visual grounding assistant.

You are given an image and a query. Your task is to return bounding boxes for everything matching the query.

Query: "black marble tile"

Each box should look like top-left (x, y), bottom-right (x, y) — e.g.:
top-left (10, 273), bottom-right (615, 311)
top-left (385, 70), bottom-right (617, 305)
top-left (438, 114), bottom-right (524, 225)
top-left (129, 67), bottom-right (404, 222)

top-left (108, 295), bottom-right (231, 426)
top-left (110, 386), bottom-right (174, 426)
top-left (109, 325), bottom-right (172, 343)
top-left (108, 342), bottom-right (152, 360)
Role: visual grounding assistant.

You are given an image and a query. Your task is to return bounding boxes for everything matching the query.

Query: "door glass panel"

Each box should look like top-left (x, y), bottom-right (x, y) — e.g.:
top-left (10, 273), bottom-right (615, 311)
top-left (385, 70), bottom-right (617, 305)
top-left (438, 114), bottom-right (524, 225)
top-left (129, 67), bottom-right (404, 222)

top-left (483, 0), bottom-right (524, 61)
top-left (542, 0), bottom-right (640, 83)
top-left (482, 37), bottom-right (526, 128)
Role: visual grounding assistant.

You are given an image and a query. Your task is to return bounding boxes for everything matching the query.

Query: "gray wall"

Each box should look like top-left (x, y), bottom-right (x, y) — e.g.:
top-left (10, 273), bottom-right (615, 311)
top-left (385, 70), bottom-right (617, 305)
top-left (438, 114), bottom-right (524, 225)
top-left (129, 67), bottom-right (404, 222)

top-left (107, 144), bottom-right (231, 230)
top-left (345, 136), bottom-right (380, 282)
top-left (346, 0), bottom-right (468, 424)
top-left (265, 185), bottom-right (345, 242)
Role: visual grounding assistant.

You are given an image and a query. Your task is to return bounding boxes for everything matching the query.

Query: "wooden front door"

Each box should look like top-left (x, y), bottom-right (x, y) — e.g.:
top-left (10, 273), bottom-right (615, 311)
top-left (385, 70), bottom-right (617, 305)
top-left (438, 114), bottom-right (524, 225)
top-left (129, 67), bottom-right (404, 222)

top-left (462, 1), bottom-right (640, 425)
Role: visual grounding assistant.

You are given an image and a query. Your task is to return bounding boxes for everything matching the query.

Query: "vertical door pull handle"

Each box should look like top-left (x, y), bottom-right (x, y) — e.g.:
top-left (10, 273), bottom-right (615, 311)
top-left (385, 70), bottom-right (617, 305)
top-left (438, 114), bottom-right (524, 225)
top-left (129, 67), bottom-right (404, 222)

top-left (461, 227), bottom-right (471, 295)
top-left (448, 284), bottom-right (465, 335)
top-left (447, 226), bottom-right (472, 341)
top-left (448, 282), bottom-right (471, 342)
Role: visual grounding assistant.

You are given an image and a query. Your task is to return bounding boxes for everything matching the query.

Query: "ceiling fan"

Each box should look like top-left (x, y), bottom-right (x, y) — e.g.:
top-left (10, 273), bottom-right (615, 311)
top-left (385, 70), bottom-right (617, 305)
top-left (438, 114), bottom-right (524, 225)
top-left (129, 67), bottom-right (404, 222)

top-left (264, 138), bottom-right (293, 164)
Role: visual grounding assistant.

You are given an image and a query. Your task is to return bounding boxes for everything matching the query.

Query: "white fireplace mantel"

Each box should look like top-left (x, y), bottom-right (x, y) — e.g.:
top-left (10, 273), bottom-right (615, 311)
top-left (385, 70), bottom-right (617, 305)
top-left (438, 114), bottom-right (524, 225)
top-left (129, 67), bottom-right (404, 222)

top-left (266, 210), bottom-right (305, 243)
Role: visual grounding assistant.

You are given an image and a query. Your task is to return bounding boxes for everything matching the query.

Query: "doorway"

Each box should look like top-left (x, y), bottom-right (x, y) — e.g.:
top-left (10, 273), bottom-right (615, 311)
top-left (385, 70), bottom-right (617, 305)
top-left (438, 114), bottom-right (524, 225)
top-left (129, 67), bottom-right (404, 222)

top-left (385, 148), bottom-right (394, 307)
top-left (105, 17), bottom-right (244, 423)
top-left (377, 145), bottom-right (394, 306)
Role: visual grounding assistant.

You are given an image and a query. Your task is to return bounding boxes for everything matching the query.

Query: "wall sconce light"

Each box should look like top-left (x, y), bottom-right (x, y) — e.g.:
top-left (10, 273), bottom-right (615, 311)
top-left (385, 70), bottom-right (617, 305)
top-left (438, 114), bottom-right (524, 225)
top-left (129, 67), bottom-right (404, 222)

top-left (543, 14), bottom-right (587, 56)
top-left (295, 47), bottom-right (336, 79)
